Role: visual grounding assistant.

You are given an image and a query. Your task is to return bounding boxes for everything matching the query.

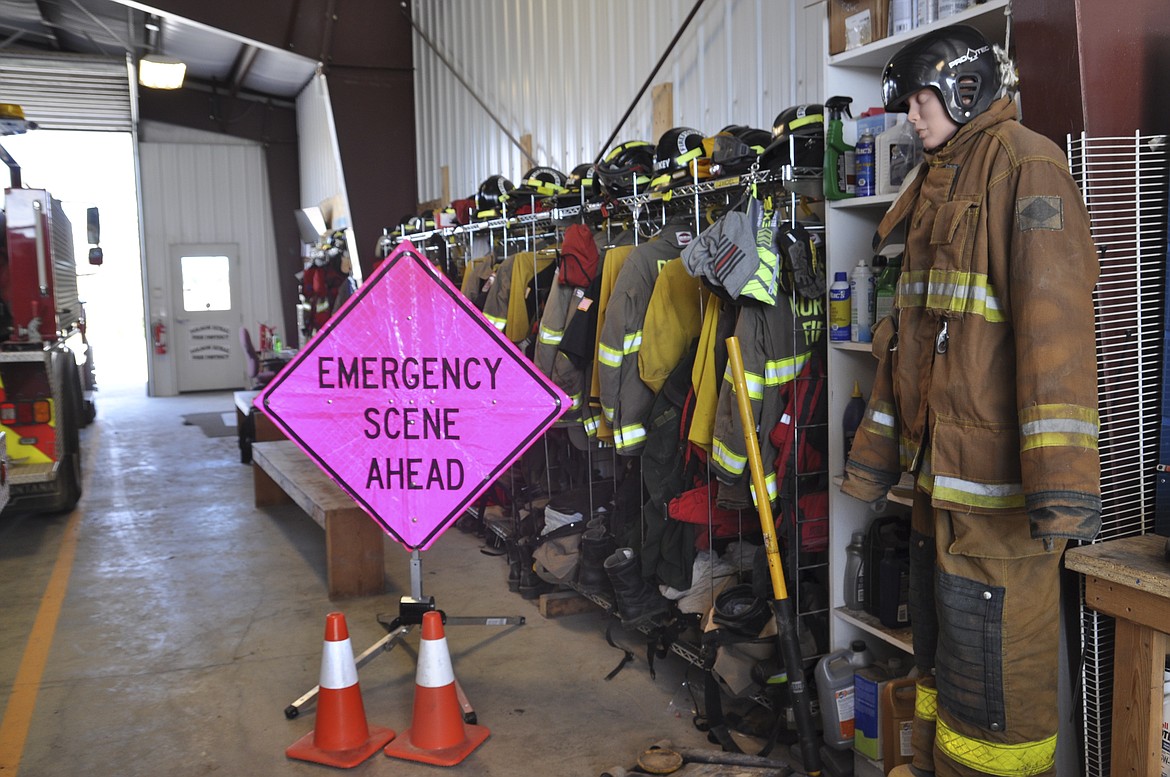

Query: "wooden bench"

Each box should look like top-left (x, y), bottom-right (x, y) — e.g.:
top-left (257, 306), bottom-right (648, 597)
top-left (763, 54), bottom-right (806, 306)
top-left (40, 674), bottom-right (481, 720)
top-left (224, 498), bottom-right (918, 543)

top-left (1065, 533), bottom-right (1170, 777)
top-left (251, 440), bottom-right (386, 599)
top-left (235, 390), bottom-right (286, 464)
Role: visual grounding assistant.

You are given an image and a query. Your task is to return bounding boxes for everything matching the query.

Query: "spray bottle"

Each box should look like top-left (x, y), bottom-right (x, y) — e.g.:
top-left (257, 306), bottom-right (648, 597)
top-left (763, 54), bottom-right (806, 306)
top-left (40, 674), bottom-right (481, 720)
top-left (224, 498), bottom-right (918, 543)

top-left (824, 95), bottom-right (856, 201)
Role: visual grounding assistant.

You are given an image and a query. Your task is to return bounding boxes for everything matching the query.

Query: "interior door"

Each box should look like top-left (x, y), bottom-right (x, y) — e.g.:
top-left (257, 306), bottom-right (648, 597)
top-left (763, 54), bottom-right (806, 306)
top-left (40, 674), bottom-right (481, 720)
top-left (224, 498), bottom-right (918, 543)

top-left (172, 244), bottom-right (244, 392)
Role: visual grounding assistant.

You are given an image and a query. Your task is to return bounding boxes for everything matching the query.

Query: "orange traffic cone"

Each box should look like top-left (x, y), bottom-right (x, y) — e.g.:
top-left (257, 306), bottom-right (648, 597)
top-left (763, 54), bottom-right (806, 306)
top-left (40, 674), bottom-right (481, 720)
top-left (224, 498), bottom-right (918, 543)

top-left (384, 610), bottom-right (490, 766)
top-left (286, 612), bottom-right (396, 768)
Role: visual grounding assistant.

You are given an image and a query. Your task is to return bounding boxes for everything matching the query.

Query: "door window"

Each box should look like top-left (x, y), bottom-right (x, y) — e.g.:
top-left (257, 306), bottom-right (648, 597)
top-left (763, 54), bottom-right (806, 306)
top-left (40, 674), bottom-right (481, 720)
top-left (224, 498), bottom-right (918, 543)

top-left (180, 255), bottom-right (232, 312)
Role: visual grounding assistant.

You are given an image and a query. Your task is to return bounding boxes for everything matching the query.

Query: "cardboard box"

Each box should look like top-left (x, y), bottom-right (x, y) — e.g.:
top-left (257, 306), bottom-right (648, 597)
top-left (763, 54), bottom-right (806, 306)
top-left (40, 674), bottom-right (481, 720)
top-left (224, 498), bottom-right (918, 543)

top-left (829, 0), bottom-right (888, 55)
top-left (857, 111), bottom-right (899, 141)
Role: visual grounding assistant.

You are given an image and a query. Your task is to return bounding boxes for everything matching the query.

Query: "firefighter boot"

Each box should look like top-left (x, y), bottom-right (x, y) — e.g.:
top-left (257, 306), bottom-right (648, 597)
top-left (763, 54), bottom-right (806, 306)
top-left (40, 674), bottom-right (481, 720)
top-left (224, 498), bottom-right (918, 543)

top-left (887, 766), bottom-right (932, 776)
top-left (603, 547), bottom-right (670, 627)
top-left (517, 537), bottom-right (551, 600)
top-left (503, 538), bottom-right (522, 593)
top-left (575, 527), bottom-right (616, 598)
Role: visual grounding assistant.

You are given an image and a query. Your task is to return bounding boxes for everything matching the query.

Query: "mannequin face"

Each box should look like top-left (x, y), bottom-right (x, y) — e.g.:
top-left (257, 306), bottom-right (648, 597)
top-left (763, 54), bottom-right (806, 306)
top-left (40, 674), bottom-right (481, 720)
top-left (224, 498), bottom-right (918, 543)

top-left (907, 88), bottom-right (961, 151)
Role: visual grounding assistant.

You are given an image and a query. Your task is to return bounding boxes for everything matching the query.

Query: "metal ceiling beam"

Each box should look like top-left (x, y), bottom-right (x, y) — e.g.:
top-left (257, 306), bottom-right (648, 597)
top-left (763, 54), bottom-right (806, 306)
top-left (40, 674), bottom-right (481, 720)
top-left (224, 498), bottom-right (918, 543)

top-left (65, 0), bottom-right (130, 53)
top-left (227, 43), bottom-right (258, 95)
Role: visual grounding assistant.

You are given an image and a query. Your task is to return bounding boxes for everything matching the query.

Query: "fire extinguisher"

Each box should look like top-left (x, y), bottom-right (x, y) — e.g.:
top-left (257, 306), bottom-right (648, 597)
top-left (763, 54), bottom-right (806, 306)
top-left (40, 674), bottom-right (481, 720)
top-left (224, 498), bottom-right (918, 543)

top-left (152, 319), bottom-right (167, 355)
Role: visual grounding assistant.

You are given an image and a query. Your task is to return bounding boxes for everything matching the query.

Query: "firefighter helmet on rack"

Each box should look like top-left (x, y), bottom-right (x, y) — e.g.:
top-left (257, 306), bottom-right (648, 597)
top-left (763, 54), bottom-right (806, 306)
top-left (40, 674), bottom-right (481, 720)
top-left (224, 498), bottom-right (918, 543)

top-left (881, 24), bottom-right (1001, 125)
top-left (507, 166), bottom-right (570, 200)
top-left (650, 126), bottom-right (710, 190)
top-left (475, 174), bottom-right (514, 218)
top-left (595, 140), bottom-right (655, 199)
top-left (550, 163), bottom-right (599, 207)
top-left (710, 125), bottom-right (772, 177)
top-left (767, 104), bottom-right (825, 170)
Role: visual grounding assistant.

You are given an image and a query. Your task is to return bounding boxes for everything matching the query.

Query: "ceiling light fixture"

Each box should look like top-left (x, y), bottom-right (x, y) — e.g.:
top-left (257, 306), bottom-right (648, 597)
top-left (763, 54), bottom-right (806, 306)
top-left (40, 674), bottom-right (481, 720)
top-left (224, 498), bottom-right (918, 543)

top-left (138, 55), bottom-right (186, 90)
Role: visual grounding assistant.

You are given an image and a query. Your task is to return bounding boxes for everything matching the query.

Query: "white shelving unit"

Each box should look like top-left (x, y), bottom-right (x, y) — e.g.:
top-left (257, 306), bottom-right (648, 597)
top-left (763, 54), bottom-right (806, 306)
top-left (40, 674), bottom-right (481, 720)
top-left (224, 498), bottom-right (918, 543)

top-left (822, 0), bottom-right (1012, 657)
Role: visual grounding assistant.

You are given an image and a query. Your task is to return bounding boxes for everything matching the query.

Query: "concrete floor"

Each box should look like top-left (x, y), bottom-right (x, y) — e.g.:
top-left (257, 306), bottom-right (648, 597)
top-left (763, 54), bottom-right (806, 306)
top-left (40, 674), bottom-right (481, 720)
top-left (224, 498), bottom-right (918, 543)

top-left (0, 383), bottom-right (731, 777)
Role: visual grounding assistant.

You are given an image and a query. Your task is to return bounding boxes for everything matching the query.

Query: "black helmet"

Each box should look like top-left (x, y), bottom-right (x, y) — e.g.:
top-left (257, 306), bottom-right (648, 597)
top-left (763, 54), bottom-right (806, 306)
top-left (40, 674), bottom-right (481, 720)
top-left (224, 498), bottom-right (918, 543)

top-left (596, 140), bottom-right (655, 199)
top-left (475, 174), bottom-right (514, 217)
top-left (771, 104), bottom-right (824, 141)
top-left (650, 126), bottom-right (708, 190)
top-left (507, 166), bottom-right (569, 200)
top-left (550, 163), bottom-right (598, 206)
top-left (566, 163), bottom-right (597, 195)
top-left (882, 24), bottom-right (1001, 125)
top-left (767, 104), bottom-right (825, 170)
top-left (710, 125), bottom-right (772, 176)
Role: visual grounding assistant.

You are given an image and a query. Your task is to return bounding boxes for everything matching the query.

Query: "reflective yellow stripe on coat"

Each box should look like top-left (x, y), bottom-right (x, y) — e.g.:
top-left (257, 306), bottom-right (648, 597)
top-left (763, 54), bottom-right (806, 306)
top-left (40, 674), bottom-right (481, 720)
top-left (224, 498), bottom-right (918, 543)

top-left (898, 269), bottom-right (1007, 323)
top-left (1019, 403), bottom-right (1098, 451)
top-left (936, 717), bottom-right (1056, 777)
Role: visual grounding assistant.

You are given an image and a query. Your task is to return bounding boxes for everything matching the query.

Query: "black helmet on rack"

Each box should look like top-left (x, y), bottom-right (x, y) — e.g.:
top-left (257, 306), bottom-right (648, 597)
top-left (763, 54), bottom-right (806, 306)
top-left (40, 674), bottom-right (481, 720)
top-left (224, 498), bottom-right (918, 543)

top-left (550, 162), bottom-right (598, 206)
top-left (882, 24), bottom-right (1001, 125)
top-left (767, 103), bottom-right (825, 170)
top-left (475, 174), bottom-right (515, 217)
top-left (567, 162), bottom-right (598, 195)
top-left (650, 126), bottom-right (709, 191)
top-left (710, 125), bottom-right (772, 177)
top-left (506, 166), bottom-right (570, 200)
top-left (596, 140), bottom-right (655, 199)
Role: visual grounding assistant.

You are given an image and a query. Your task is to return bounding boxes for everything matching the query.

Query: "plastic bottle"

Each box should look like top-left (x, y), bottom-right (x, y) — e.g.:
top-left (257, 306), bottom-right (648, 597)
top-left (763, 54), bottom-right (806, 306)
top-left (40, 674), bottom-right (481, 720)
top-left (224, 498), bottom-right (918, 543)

top-left (938, 0), bottom-right (972, 18)
top-left (874, 253), bottom-right (902, 322)
top-left (1162, 668), bottom-right (1170, 777)
top-left (879, 547), bottom-right (911, 629)
top-left (918, 0), bottom-right (939, 26)
top-left (815, 640), bottom-right (874, 750)
top-left (850, 259), bottom-right (874, 343)
top-left (829, 271), bottom-right (851, 342)
top-left (856, 129), bottom-right (875, 197)
top-left (823, 96), bottom-right (856, 200)
top-left (889, 0), bottom-right (914, 35)
top-left (882, 675), bottom-right (918, 771)
top-left (842, 381), bottom-right (866, 463)
top-left (844, 531), bottom-right (866, 610)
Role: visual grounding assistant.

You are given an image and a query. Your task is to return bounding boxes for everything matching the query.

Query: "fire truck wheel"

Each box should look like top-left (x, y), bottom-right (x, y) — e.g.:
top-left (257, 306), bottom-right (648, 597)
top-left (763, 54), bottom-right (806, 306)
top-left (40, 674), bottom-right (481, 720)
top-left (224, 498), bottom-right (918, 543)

top-left (46, 353), bottom-right (83, 513)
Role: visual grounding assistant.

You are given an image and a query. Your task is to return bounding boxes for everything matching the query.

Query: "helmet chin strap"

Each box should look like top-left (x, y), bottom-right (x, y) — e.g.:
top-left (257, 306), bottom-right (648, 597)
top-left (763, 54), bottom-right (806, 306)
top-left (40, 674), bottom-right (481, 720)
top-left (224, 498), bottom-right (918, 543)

top-left (996, 0), bottom-right (1018, 99)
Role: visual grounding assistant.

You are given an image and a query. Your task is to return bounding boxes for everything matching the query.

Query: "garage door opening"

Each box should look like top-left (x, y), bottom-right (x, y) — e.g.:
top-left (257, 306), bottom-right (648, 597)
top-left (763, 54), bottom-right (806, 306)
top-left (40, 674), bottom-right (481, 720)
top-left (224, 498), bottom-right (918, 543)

top-left (1, 129), bottom-right (146, 389)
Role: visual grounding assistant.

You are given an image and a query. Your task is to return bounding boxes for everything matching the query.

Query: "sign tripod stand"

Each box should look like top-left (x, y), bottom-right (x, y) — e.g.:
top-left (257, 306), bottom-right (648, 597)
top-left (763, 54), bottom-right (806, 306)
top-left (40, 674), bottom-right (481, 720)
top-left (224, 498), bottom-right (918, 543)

top-left (284, 547), bottom-right (525, 721)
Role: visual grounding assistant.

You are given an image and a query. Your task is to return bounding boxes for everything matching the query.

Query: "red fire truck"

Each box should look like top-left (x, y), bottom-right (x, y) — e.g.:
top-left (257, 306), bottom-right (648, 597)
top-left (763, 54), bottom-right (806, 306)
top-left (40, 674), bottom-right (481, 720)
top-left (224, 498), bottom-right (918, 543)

top-left (0, 104), bottom-right (99, 514)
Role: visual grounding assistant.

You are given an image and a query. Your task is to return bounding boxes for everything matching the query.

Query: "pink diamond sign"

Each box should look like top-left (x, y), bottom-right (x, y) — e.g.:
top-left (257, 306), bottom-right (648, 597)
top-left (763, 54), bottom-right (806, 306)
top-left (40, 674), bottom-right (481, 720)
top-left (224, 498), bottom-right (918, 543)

top-left (255, 241), bottom-right (568, 550)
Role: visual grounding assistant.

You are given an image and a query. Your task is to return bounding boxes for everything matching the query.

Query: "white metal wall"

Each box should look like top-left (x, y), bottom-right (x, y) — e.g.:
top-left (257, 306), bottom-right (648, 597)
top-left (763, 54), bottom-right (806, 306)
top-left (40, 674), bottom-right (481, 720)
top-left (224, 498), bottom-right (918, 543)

top-left (139, 128), bottom-right (281, 396)
top-left (410, 0), bottom-right (824, 202)
top-left (296, 73), bottom-right (360, 282)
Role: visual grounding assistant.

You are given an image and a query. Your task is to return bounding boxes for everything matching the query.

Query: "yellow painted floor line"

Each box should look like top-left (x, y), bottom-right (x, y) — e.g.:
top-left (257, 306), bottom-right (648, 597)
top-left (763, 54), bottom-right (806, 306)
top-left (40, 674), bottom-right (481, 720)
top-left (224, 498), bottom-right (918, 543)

top-left (0, 508), bottom-right (82, 775)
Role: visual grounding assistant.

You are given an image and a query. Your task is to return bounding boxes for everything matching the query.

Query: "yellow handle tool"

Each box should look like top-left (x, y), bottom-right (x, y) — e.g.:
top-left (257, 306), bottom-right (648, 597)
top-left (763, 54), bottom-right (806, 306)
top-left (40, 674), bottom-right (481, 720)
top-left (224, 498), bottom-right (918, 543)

top-left (725, 334), bottom-right (822, 776)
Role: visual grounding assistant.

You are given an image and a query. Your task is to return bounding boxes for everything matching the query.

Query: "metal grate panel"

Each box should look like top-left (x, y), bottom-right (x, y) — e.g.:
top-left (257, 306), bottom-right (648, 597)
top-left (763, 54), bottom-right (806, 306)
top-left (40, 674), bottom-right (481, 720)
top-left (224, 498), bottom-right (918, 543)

top-left (1067, 132), bottom-right (1168, 777)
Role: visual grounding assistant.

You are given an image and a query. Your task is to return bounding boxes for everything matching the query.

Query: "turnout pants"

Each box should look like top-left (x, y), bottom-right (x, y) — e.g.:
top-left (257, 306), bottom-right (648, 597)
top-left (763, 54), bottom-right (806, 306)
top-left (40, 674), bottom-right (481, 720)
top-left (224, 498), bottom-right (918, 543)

top-left (906, 491), bottom-right (1065, 777)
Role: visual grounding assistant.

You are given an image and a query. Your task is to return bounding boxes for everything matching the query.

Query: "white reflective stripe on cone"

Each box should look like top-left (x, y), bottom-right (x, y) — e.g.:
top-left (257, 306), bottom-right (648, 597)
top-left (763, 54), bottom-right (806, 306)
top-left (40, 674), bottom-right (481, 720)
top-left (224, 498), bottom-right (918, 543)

top-left (416, 635), bottom-right (456, 689)
top-left (319, 638), bottom-right (359, 690)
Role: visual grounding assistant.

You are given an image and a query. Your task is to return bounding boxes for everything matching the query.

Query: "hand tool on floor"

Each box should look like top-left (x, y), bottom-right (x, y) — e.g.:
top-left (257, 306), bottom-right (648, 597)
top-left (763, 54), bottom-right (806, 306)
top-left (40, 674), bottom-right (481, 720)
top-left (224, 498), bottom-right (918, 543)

top-left (725, 335), bottom-right (823, 776)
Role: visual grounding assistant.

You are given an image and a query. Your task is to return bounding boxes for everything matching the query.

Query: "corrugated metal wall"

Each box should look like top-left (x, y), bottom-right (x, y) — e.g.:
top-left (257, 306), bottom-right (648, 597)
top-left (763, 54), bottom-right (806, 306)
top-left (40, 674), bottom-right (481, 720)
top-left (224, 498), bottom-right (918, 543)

top-left (0, 53), bottom-right (133, 132)
top-left (139, 130), bottom-right (280, 396)
top-left (410, 0), bottom-right (824, 202)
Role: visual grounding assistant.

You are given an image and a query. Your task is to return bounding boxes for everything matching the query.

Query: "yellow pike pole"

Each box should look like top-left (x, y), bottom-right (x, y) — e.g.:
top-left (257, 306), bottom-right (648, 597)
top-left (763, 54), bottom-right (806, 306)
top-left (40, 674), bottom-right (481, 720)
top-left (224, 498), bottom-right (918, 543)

top-left (725, 335), bottom-right (822, 776)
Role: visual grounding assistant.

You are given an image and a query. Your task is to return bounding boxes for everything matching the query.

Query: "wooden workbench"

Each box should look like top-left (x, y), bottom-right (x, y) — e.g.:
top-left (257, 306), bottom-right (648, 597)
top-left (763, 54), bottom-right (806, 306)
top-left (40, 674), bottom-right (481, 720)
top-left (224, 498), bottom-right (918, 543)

top-left (1065, 533), bottom-right (1170, 777)
top-left (252, 440), bottom-right (386, 599)
top-left (235, 390), bottom-right (287, 464)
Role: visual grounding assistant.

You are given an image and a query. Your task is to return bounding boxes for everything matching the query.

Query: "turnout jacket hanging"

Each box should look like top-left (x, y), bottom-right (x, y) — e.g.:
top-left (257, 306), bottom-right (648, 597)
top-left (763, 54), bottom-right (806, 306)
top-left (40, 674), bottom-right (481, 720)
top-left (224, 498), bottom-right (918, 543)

top-left (841, 97), bottom-right (1102, 542)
